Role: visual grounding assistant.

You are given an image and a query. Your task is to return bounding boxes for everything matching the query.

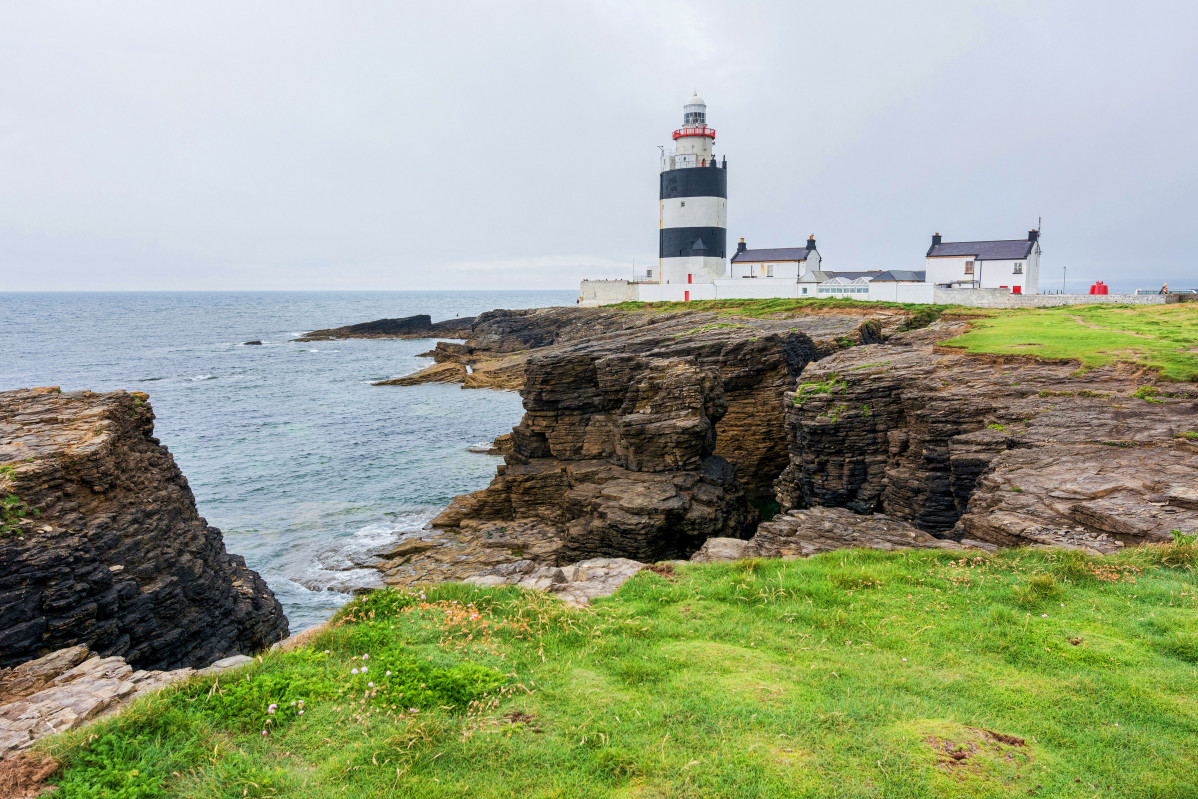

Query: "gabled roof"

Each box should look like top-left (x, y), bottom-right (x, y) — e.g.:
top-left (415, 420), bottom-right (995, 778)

top-left (731, 247), bottom-right (813, 263)
top-left (798, 270), bottom-right (832, 283)
top-left (871, 270), bottom-right (927, 282)
top-left (927, 239), bottom-right (1034, 260)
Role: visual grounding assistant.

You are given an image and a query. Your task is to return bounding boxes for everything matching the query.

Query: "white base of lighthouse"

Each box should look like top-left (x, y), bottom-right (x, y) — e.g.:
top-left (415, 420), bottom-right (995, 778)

top-left (659, 256), bottom-right (726, 286)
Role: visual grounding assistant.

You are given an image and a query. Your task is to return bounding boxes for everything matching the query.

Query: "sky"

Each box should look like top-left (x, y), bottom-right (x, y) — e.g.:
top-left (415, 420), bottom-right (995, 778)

top-left (1, 1), bottom-right (1196, 292)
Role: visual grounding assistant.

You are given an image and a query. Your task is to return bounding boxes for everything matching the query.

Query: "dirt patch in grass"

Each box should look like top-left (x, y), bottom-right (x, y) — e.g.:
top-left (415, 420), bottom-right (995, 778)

top-left (0, 754), bottom-right (59, 798)
top-left (647, 562), bottom-right (677, 580)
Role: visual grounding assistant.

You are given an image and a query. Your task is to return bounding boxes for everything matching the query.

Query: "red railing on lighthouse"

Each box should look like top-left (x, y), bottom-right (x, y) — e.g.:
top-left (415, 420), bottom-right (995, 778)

top-left (673, 126), bottom-right (716, 140)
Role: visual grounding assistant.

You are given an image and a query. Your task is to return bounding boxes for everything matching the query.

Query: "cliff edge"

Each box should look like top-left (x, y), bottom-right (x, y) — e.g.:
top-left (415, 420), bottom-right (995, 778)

top-left (0, 388), bottom-right (288, 670)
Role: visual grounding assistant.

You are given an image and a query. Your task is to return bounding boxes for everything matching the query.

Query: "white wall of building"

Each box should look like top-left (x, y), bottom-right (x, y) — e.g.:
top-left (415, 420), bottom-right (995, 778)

top-left (660, 196), bottom-right (727, 229)
top-left (729, 260), bottom-right (802, 280)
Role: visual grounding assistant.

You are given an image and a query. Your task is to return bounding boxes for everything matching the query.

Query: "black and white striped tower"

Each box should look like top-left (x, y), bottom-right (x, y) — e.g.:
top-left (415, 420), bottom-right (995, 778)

top-left (659, 93), bottom-right (727, 287)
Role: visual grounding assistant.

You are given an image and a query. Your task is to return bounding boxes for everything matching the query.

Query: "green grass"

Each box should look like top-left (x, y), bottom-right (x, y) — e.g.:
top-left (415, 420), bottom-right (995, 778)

top-left (41, 544), bottom-right (1198, 798)
top-left (610, 297), bottom-right (954, 326)
top-left (937, 304), bottom-right (1198, 381)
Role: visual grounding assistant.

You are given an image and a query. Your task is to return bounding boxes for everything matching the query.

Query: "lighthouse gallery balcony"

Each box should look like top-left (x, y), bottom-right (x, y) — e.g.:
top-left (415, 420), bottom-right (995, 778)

top-left (673, 125), bottom-right (716, 140)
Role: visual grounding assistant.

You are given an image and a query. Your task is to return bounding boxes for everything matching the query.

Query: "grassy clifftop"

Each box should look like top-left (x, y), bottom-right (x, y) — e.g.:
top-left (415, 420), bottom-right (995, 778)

top-left (617, 299), bottom-right (1198, 382)
top-left (936, 304), bottom-right (1198, 381)
top-left (43, 540), bottom-right (1198, 798)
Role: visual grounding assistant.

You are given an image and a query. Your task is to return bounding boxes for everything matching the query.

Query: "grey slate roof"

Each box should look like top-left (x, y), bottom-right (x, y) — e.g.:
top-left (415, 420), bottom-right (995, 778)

top-left (731, 247), bottom-right (812, 263)
top-left (927, 239), bottom-right (1034, 259)
top-left (822, 270), bottom-right (885, 281)
top-left (871, 270), bottom-right (927, 282)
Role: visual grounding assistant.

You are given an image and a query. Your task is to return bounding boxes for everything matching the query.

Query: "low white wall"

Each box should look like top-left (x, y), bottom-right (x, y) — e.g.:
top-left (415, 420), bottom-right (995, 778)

top-left (633, 282), bottom-right (717, 303)
top-left (579, 280), bottom-right (637, 308)
top-left (932, 288), bottom-right (1169, 308)
top-left (712, 278), bottom-right (808, 299)
top-left (868, 282), bottom-right (936, 304)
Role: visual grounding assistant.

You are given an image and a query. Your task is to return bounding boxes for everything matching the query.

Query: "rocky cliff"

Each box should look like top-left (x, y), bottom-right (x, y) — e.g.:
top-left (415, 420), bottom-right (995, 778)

top-left (349, 303), bottom-right (1196, 590)
top-left (777, 327), bottom-right (1198, 552)
top-left (0, 388), bottom-right (288, 670)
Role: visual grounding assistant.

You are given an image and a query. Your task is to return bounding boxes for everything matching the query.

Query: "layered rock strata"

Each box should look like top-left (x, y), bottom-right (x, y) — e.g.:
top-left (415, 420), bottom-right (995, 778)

top-left (432, 352), bottom-right (757, 564)
top-left (0, 388), bottom-right (288, 670)
top-left (777, 328), bottom-right (1198, 553)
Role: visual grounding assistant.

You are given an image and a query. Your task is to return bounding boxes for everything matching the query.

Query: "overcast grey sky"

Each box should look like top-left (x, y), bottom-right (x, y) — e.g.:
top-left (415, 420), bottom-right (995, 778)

top-left (2, 1), bottom-right (1195, 291)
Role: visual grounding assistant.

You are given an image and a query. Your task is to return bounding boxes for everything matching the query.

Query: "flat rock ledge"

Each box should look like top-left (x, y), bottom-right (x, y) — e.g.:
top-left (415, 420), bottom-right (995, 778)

top-left (692, 507), bottom-right (969, 563)
top-left (462, 557), bottom-right (647, 605)
top-left (0, 645), bottom-right (252, 760)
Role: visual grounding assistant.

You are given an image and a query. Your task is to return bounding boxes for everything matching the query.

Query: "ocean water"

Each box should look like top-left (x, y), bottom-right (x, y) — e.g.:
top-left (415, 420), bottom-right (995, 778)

top-left (0, 291), bottom-right (574, 631)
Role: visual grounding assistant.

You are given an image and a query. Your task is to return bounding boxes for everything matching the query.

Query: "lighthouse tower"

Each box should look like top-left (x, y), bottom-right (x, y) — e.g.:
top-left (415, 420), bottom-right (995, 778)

top-left (659, 94), bottom-right (727, 286)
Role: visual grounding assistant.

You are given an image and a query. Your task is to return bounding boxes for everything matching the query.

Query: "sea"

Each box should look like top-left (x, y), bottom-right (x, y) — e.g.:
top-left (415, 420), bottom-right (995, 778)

top-left (0, 291), bottom-right (575, 631)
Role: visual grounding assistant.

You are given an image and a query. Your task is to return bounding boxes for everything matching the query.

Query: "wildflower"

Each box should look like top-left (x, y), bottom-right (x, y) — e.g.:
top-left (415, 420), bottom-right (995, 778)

top-left (1041, 614), bottom-right (1048, 618)
top-left (351, 668), bottom-right (359, 674)
top-left (361, 666), bottom-right (368, 673)
top-left (362, 653), bottom-right (369, 660)
top-left (262, 730), bottom-right (268, 736)
top-left (290, 701), bottom-right (296, 706)
top-left (385, 670), bottom-right (392, 676)
top-left (368, 682), bottom-right (374, 688)
top-left (268, 704), bottom-right (277, 714)
top-left (299, 710), bottom-right (304, 716)
top-left (902, 658), bottom-right (907, 662)
top-left (324, 650), bottom-right (330, 654)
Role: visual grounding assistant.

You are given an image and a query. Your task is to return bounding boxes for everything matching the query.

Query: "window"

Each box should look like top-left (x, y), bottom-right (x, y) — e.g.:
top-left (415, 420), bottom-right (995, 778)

top-left (802, 287), bottom-right (808, 295)
top-left (680, 201), bottom-right (686, 207)
top-left (964, 261), bottom-right (975, 275)
top-left (767, 265), bottom-right (774, 277)
top-left (1013, 262), bottom-right (1023, 274)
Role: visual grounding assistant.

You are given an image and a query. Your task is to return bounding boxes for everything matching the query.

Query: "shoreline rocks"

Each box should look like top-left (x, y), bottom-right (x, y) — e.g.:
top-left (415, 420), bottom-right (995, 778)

top-left (0, 644), bottom-right (252, 760)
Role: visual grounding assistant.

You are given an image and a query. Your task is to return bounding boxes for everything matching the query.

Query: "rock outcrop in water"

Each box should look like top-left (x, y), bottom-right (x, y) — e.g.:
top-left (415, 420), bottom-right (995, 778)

top-left (296, 314), bottom-right (476, 342)
top-left (0, 388), bottom-right (288, 671)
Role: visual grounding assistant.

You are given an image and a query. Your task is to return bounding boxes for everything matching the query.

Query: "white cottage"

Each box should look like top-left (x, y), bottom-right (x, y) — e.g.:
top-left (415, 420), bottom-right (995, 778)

top-left (729, 236), bottom-right (822, 280)
top-left (925, 230), bottom-right (1041, 294)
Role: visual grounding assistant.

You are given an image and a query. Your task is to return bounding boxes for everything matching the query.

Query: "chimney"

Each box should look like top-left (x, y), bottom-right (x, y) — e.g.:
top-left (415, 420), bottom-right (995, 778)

top-left (806, 235), bottom-right (816, 251)
top-left (1028, 229), bottom-right (1039, 242)
top-left (735, 238), bottom-right (747, 255)
top-left (932, 232), bottom-right (942, 246)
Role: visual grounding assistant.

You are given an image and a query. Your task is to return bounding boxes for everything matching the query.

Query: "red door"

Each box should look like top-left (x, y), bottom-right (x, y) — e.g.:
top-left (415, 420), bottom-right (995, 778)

top-left (684, 291), bottom-right (690, 302)
top-left (687, 274), bottom-right (693, 284)
top-left (1012, 286), bottom-right (1021, 294)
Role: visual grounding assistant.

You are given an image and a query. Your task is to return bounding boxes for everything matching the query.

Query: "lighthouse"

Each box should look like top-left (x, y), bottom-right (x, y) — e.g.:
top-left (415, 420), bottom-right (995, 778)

top-left (659, 93), bottom-right (727, 286)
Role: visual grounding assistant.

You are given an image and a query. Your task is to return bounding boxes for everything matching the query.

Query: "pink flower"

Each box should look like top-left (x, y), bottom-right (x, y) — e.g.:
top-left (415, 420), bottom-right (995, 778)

top-left (351, 668), bottom-right (359, 674)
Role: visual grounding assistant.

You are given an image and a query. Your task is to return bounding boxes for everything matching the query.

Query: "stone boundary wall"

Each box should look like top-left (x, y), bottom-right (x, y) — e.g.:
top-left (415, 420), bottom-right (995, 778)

top-left (932, 288), bottom-right (1171, 308)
